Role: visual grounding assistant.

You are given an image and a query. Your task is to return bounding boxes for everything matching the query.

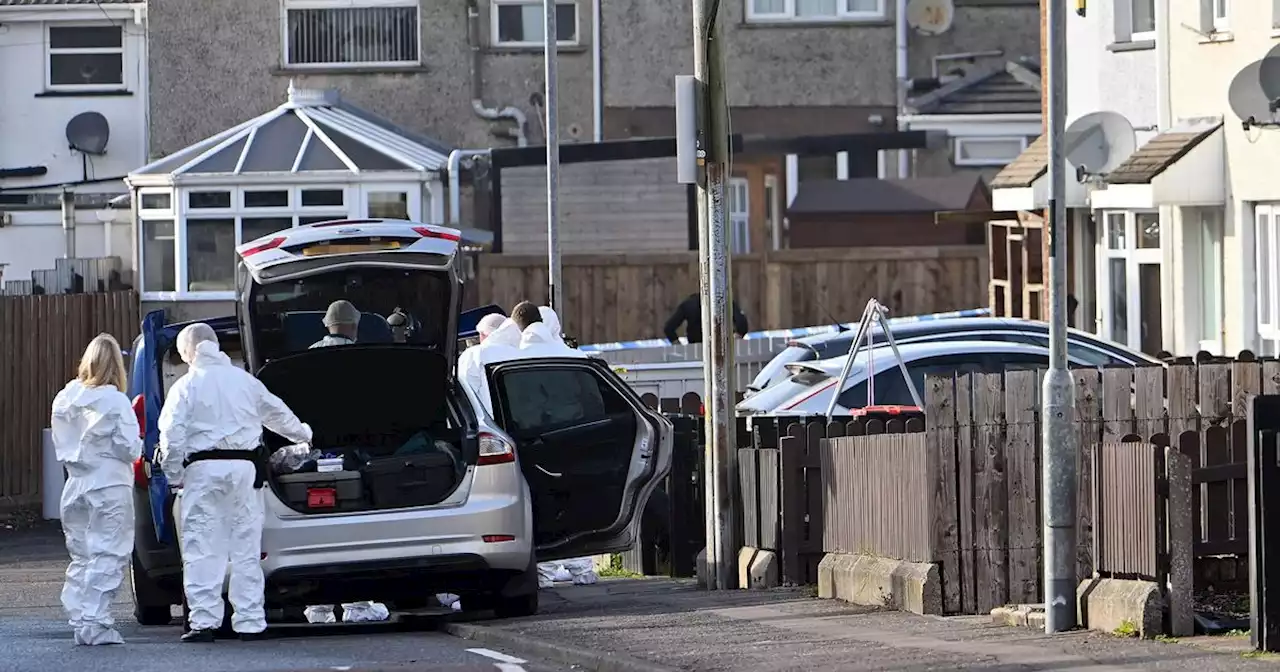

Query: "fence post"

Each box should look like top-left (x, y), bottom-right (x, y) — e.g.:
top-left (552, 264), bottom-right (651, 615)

top-left (1166, 445), bottom-right (1194, 636)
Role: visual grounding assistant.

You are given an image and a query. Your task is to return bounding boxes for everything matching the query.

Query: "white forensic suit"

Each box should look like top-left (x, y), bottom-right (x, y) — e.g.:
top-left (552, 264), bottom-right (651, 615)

top-left (458, 317), bottom-right (523, 417)
top-left (50, 380), bottom-right (143, 645)
top-left (158, 325), bottom-right (312, 635)
top-left (520, 308), bottom-right (599, 588)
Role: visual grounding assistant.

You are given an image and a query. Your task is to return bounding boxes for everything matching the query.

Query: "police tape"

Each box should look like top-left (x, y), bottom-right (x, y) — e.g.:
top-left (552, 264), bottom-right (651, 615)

top-left (579, 307), bottom-right (992, 353)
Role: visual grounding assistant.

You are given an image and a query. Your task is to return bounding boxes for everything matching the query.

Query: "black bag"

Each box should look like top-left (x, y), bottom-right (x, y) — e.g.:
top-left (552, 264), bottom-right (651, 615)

top-left (361, 452), bottom-right (458, 509)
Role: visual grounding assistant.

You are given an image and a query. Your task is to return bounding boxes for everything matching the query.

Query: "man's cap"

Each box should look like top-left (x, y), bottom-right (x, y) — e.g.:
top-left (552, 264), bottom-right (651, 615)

top-left (323, 300), bottom-right (361, 327)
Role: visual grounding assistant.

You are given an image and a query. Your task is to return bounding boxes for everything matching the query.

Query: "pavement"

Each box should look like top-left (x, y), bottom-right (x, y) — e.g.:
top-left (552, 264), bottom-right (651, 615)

top-left (5, 520), bottom-right (1277, 671)
top-left (455, 577), bottom-right (1280, 671)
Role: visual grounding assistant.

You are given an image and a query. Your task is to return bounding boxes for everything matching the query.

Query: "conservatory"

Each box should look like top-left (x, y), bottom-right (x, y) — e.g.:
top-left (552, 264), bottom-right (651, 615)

top-left (125, 84), bottom-right (451, 302)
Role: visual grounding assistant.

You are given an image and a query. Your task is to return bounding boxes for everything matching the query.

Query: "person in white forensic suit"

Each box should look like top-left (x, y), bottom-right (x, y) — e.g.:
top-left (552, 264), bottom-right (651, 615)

top-left (458, 311), bottom-right (523, 417)
top-left (158, 323), bottom-right (313, 643)
top-left (50, 334), bottom-right (142, 646)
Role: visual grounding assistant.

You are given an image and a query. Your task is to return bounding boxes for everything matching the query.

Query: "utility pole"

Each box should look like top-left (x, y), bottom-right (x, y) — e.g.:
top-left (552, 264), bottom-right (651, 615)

top-left (543, 0), bottom-right (563, 318)
top-left (1042, 0), bottom-right (1077, 633)
top-left (692, 0), bottom-right (736, 590)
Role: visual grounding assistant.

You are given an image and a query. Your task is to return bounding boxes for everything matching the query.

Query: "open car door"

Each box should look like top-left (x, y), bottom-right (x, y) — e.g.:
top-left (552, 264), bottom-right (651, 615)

top-left (486, 357), bottom-right (673, 562)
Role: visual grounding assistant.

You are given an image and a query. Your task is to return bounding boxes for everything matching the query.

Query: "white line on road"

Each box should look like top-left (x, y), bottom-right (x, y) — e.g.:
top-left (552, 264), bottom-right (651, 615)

top-left (467, 647), bottom-right (528, 671)
top-left (467, 648), bottom-right (527, 664)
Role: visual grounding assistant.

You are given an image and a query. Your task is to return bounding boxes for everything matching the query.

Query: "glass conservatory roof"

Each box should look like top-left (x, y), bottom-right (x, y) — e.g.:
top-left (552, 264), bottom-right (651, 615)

top-left (131, 84), bottom-right (452, 179)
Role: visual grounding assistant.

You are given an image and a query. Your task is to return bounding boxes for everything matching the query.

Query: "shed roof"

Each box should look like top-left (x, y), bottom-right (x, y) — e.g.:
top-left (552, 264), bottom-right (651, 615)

top-left (989, 135), bottom-right (1048, 189)
top-left (131, 84), bottom-right (452, 178)
top-left (908, 60), bottom-right (1041, 116)
top-left (1106, 118), bottom-right (1223, 185)
top-left (787, 175), bottom-right (987, 216)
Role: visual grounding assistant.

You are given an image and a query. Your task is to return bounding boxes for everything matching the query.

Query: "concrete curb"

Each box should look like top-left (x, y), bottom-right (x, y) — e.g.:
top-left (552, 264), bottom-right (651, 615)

top-left (443, 622), bottom-right (682, 672)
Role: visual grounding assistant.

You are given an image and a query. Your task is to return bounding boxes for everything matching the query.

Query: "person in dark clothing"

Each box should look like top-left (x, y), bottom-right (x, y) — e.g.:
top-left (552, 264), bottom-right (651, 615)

top-left (663, 292), bottom-right (749, 345)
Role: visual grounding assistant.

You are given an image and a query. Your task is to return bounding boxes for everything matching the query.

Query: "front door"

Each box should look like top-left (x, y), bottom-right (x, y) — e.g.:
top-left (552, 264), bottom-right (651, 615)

top-left (486, 358), bottom-right (672, 561)
top-left (1098, 210), bottom-right (1163, 355)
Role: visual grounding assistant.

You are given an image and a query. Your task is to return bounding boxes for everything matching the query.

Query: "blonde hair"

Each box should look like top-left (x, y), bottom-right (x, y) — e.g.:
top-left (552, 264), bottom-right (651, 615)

top-left (77, 333), bottom-right (128, 392)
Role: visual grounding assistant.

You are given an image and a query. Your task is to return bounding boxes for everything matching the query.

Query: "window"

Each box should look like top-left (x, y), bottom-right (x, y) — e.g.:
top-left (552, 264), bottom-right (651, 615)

top-left (284, 0), bottom-right (420, 68)
top-left (46, 25), bottom-right (124, 90)
top-left (728, 178), bottom-right (751, 255)
top-left (954, 137), bottom-right (1026, 167)
top-left (1213, 0), bottom-right (1228, 31)
top-left (1199, 210), bottom-right (1223, 351)
top-left (797, 155), bottom-right (837, 182)
top-left (186, 218), bottom-right (236, 292)
top-left (142, 220), bottom-right (176, 293)
top-left (244, 190), bottom-right (290, 209)
top-left (1131, 0), bottom-right (1156, 39)
top-left (493, 0), bottom-right (578, 46)
top-left (1257, 204), bottom-right (1280, 349)
top-left (243, 217), bottom-right (294, 244)
top-left (301, 188), bottom-right (345, 207)
top-left (367, 191), bottom-right (409, 219)
top-left (764, 174), bottom-right (781, 251)
top-left (747, 0), bottom-right (883, 22)
top-left (1097, 210), bottom-right (1163, 355)
top-left (498, 368), bottom-right (628, 433)
top-left (138, 191), bottom-right (172, 212)
top-left (189, 190), bottom-right (232, 210)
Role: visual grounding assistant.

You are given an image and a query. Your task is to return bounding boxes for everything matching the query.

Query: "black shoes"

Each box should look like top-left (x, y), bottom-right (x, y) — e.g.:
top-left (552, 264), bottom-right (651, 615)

top-left (237, 631), bottom-right (269, 642)
top-left (180, 629), bottom-right (216, 643)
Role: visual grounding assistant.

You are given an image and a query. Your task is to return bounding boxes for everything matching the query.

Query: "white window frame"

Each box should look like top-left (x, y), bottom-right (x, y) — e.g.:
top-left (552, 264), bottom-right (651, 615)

top-left (280, 0), bottom-right (422, 70)
top-left (1212, 0), bottom-right (1228, 31)
top-left (1256, 204), bottom-right (1280, 349)
top-left (138, 184), bottom-right (425, 300)
top-left (953, 136), bottom-right (1027, 167)
top-left (728, 177), bottom-right (751, 255)
top-left (1096, 210), bottom-right (1162, 352)
top-left (490, 0), bottom-right (580, 47)
top-left (1129, 0), bottom-right (1156, 41)
top-left (45, 22), bottom-right (125, 92)
top-left (744, 0), bottom-right (886, 23)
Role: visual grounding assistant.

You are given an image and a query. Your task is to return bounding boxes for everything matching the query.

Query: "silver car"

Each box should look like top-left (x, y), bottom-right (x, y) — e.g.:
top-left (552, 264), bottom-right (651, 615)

top-left (739, 339), bottom-right (1096, 416)
top-left (128, 219), bottom-right (672, 623)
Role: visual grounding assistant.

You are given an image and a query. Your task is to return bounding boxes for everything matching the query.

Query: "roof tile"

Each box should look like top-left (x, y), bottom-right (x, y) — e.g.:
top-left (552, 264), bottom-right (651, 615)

top-left (1106, 118), bottom-right (1223, 185)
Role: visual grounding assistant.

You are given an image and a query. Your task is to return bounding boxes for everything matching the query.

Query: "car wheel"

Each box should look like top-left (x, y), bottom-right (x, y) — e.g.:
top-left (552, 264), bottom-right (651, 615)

top-left (493, 590), bottom-right (538, 619)
top-left (130, 554), bottom-right (174, 626)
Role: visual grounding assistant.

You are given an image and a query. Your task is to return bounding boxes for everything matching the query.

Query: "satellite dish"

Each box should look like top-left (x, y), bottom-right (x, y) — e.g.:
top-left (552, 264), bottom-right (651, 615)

top-left (1228, 43), bottom-right (1280, 130)
top-left (1064, 111), bottom-right (1136, 180)
top-left (906, 0), bottom-right (954, 36)
top-left (65, 112), bottom-right (110, 156)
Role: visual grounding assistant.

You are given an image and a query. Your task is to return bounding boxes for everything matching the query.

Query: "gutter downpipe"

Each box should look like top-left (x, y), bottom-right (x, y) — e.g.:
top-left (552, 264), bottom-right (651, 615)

top-left (467, 0), bottom-right (528, 147)
top-left (1154, 0), bottom-right (1178, 350)
top-left (592, 0), bottom-right (603, 142)
top-left (447, 149), bottom-right (492, 226)
top-left (895, 0), bottom-right (909, 178)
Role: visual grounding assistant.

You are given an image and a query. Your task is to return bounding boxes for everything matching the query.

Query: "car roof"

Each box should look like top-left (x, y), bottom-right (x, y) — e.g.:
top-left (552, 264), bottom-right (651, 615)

top-left (235, 218), bottom-right (462, 275)
top-left (797, 338), bottom-right (1057, 374)
top-left (793, 317), bottom-right (1016, 347)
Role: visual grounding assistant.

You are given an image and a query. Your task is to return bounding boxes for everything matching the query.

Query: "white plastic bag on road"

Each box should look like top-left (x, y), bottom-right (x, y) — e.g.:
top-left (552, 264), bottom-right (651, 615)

top-left (304, 605), bottom-right (336, 624)
top-left (436, 593), bottom-right (463, 611)
top-left (340, 601), bottom-right (390, 622)
top-left (563, 557), bottom-right (598, 585)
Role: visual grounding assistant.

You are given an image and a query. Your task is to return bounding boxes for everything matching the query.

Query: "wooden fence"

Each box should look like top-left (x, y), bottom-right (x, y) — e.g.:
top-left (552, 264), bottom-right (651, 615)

top-left (0, 291), bottom-right (141, 509)
top-left (923, 355), bottom-right (1268, 615)
top-left (820, 432), bottom-right (934, 562)
top-left (474, 246), bottom-right (987, 344)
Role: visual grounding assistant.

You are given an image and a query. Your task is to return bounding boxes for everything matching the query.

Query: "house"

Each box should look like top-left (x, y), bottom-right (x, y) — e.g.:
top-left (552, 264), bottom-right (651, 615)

top-left (141, 0), bottom-right (1039, 263)
top-left (988, 0), bottom-right (1166, 354)
top-left (1145, 0), bottom-right (1265, 357)
top-left (0, 0), bottom-right (148, 287)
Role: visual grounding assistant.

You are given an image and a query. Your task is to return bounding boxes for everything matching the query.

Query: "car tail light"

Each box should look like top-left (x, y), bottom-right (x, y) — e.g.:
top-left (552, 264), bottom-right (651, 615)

top-left (132, 395), bottom-right (148, 487)
top-left (307, 488), bottom-right (337, 509)
top-left (482, 534), bottom-right (516, 543)
top-left (477, 432), bottom-right (515, 466)
top-left (240, 236), bottom-right (287, 257)
top-left (412, 226), bottom-right (461, 242)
